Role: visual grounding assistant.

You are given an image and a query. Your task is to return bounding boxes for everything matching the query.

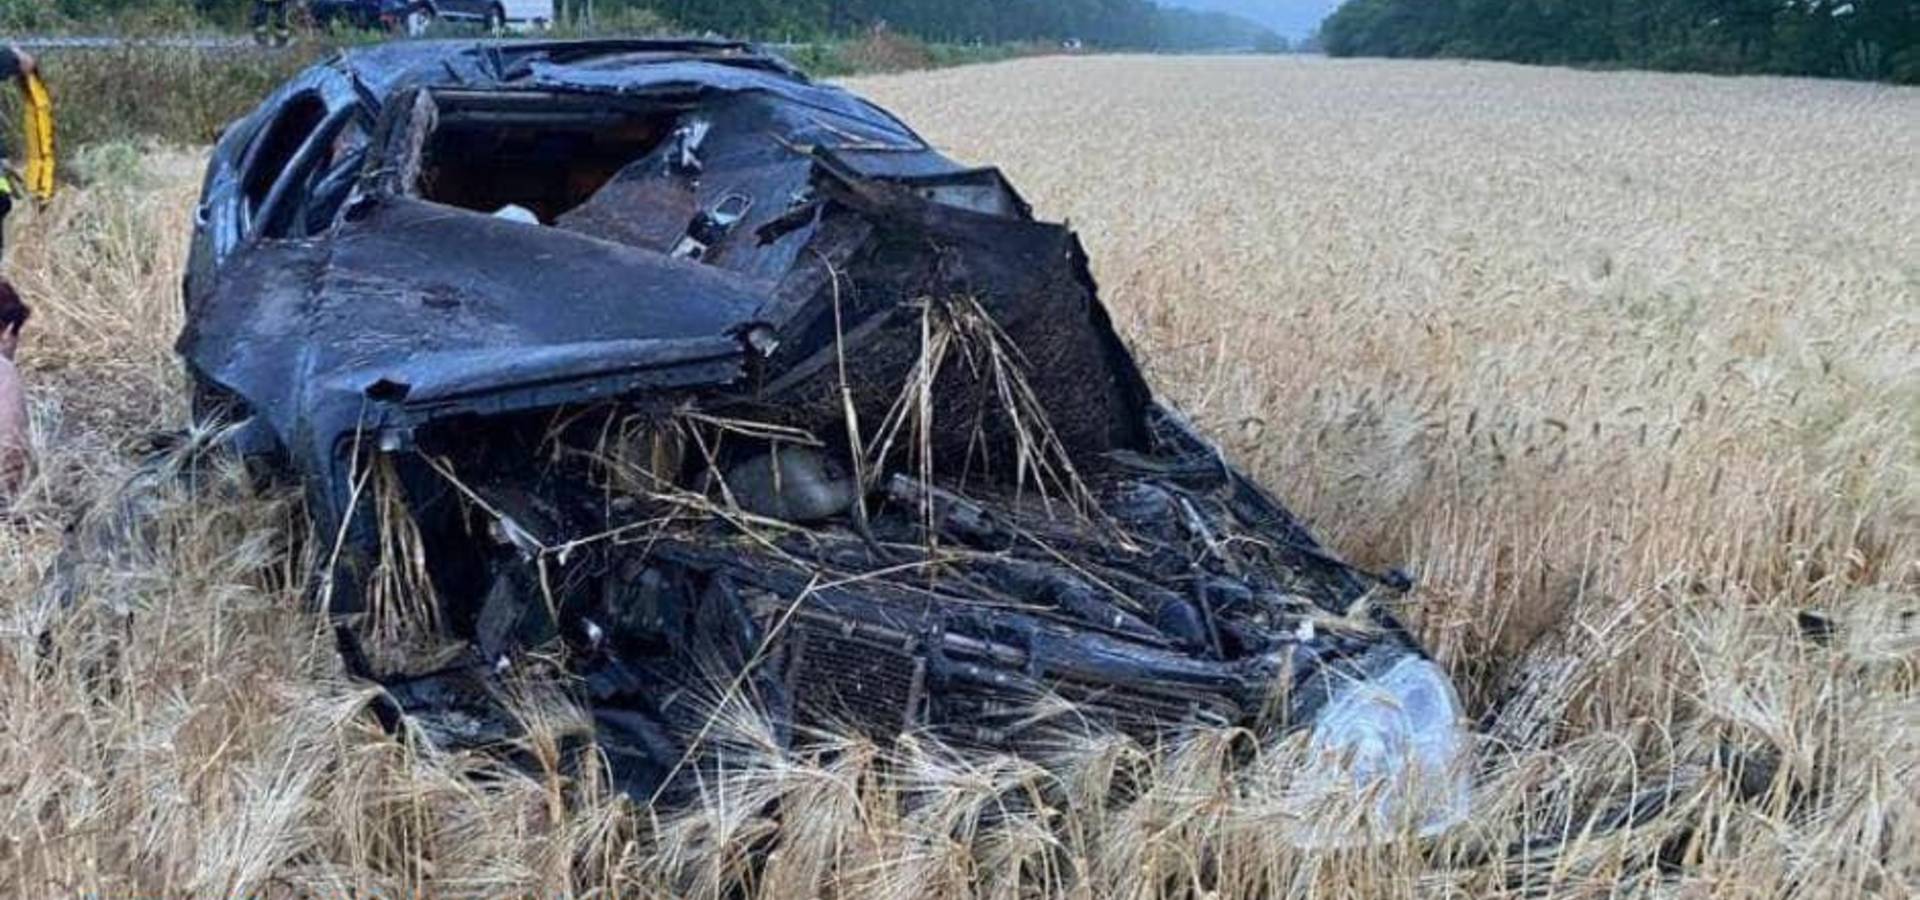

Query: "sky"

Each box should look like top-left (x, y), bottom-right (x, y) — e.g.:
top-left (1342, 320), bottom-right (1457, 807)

top-left (1160, 0), bottom-right (1344, 39)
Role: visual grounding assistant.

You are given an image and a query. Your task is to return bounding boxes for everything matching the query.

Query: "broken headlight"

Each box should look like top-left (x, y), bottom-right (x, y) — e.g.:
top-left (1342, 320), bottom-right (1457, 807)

top-left (1287, 655), bottom-right (1472, 845)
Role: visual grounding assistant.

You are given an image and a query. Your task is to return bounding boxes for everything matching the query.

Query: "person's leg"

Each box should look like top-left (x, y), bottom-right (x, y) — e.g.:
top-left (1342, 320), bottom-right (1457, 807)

top-left (0, 353), bottom-right (27, 502)
top-left (273, 1), bottom-right (291, 46)
top-left (251, 0), bottom-right (270, 45)
top-left (0, 190), bottom-right (13, 263)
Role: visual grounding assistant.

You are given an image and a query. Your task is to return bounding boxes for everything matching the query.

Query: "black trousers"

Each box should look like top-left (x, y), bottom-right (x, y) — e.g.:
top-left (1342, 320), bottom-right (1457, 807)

top-left (0, 191), bottom-right (12, 260)
top-left (252, 0), bottom-right (290, 44)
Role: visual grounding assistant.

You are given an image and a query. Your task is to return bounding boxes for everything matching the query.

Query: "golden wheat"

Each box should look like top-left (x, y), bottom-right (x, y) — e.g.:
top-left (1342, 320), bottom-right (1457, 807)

top-left (1, 55), bottom-right (1916, 896)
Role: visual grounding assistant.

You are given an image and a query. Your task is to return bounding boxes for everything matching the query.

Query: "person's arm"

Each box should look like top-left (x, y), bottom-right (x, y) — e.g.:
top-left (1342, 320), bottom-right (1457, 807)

top-left (0, 45), bottom-right (32, 87)
top-left (9, 46), bottom-right (33, 87)
top-left (0, 357), bottom-right (31, 499)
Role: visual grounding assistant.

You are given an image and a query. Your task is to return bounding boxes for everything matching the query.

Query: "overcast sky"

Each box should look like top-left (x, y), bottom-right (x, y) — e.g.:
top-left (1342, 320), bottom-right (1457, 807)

top-left (1160, 0), bottom-right (1343, 39)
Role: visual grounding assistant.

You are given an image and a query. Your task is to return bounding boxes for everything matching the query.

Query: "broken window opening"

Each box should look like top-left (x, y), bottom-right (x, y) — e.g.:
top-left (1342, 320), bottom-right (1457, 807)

top-left (414, 92), bottom-right (687, 224)
top-left (294, 115), bottom-right (372, 238)
top-left (240, 90), bottom-right (328, 233)
top-left (255, 107), bottom-right (369, 241)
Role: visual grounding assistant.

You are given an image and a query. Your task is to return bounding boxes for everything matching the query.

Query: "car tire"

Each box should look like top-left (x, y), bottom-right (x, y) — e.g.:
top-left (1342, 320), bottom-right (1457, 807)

top-left (403, 5), bottom-right (435, 37)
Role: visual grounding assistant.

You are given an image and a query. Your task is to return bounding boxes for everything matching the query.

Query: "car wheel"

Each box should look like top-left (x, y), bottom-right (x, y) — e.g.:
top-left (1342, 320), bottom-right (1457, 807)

top-left (404, 5), bottom-right (435, 37)
top-left (485, 4), bottom-right (506, 33)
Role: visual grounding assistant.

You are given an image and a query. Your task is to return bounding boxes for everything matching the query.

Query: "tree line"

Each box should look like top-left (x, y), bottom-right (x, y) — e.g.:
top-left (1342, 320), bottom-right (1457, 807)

top-left (641, 0), bottom-right (1282, 49)
top-left (1320, 0), bottom-right (1919, 83)
top-left (0, 0), bottom-right (1286, 51)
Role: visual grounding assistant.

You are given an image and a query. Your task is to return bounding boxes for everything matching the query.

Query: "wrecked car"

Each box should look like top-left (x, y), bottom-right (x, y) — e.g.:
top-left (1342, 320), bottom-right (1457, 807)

top-left (178, 39), bottom-right (1469, 836)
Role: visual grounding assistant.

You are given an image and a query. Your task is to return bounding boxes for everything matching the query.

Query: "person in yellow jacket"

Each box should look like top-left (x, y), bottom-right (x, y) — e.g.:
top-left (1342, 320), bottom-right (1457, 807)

top-left (0, 44), bottom-right (37, 259)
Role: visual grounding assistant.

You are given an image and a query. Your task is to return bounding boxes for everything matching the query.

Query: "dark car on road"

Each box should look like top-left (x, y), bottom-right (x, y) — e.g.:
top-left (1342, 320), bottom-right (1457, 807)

top-left (178, 38), bottom-right (1469, 837)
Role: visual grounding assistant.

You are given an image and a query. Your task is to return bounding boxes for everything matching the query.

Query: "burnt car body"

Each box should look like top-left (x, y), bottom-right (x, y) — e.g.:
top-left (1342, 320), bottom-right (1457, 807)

top-left (181, 39), bottom-right (1468, 834)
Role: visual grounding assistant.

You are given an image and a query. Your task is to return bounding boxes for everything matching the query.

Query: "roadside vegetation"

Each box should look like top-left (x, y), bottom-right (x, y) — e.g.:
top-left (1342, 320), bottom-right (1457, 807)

top-left (1, 0), bottom-right (1286, 50)
top-left (0, 24), bottom-right (1094, 158)
top-left (3, 44), bottom-right (328, 153)
top-left (0, 33), bottom-right (1025, 166)
top-left (1, 55), bottom-right (1915, 895)
top-left (0, 0), bottom-right (1291, 158)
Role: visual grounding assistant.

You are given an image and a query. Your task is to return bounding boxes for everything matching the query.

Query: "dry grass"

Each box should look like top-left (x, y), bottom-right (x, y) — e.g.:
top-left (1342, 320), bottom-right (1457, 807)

top-left (3, 55), bottom-right (1918, 895)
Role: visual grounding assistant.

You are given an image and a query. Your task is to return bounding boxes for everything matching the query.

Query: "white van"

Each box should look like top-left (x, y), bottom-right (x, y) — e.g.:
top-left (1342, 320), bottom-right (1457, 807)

top-left (400, 0), bottom-right (554, 36)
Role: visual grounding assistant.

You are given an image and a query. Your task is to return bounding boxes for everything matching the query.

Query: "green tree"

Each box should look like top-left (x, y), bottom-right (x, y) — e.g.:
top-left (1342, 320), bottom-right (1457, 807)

top-left (1321, 0), bottom-right (1920, 82)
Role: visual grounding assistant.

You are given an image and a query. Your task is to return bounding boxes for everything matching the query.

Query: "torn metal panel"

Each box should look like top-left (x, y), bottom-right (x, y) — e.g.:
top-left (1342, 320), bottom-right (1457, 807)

top-left (176, 39), bottom-right (1471, 837)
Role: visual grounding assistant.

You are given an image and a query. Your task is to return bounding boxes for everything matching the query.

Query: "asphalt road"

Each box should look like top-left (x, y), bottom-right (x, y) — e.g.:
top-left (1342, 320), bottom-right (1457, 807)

top-left (15, 36), bottom-right (258, 50)
top-left (11, 34), bottom-right (808, 52)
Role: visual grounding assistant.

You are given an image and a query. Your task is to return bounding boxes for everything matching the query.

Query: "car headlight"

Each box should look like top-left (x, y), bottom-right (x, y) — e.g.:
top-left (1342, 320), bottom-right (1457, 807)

top-left (1286, 654), bottom-right (1471, 846)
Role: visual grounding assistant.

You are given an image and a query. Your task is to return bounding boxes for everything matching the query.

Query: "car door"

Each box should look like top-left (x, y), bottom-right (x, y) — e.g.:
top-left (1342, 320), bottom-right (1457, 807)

top-left (435, 0), bottom-right (491, 21)
top-left (502, 0), bottom-right (552, 24)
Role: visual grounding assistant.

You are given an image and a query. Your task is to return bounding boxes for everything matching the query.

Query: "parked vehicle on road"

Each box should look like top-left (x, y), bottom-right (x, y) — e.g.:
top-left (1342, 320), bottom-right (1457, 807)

top-left (308, 0), bottom-right (552, 35)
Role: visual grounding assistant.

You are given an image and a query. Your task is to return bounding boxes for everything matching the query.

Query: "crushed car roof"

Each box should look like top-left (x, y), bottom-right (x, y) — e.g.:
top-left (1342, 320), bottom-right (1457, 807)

top-left (171, 40), bottom-right (1470, 836)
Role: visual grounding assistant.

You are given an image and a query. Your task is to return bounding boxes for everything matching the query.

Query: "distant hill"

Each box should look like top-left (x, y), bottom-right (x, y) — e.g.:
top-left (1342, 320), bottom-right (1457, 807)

top-left (1157, 0), bottom-right (1339, 39)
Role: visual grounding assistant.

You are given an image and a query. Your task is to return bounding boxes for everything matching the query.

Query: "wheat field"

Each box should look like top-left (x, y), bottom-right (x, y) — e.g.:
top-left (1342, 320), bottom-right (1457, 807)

top-left (2, 55), bottom-right (1917, 896)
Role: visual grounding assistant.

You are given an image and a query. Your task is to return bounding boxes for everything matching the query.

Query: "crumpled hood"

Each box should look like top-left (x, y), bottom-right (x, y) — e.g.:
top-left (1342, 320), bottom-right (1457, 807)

top-left (178, 196), bottom-right (760, 488)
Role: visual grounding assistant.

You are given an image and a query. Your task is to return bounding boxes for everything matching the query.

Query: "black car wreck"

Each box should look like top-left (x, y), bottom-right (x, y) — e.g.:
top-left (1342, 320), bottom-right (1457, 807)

top-left (177, 39), bottom-right (1469, 839)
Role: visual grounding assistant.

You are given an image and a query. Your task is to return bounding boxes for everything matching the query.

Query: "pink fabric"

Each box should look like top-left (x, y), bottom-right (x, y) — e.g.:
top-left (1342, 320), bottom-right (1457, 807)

top-left (0, 354), bottom-right (29, 496)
